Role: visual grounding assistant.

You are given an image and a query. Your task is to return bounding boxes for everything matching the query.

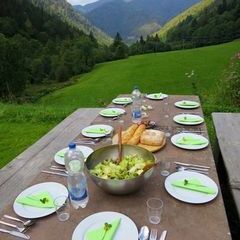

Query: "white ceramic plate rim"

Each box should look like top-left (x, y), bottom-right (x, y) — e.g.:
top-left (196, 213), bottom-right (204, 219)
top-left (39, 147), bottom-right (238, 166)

top-left (72, 211), bottom-right (138, 240)
top-left (173, 114), bottom-right (204, 125)
top-left (112, 97), bottom-right (132, 104)
top-left (146, 93), bottom-right (168, 100)
top-left (164, 171), bottom-right (218, 204)
top-left (171, 133), bottom-right (209, 150)
top-left (174, 100), bottom-right (200, 109)
top-left (99, 108), bottom-right (125, 117)
top-left (13, 182), bottom-right (68, 218)
top-left (54, 145), bottom-right (93, 165)
top-left (81, 124), bottom-right (113, 138)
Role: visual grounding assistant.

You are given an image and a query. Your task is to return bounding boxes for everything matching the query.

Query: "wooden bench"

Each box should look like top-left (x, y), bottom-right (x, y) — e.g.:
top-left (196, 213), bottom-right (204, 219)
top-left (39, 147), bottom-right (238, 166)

top-left (212, 112), bottom-right (240, 217)
top-left (0, 108), bottom-right (102, 213)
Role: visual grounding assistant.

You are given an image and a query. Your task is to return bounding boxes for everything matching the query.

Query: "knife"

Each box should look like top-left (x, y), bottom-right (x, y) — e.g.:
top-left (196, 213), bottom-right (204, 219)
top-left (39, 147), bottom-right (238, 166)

top-left (41, 170), bottom-right (67, 177)
top-left (0, 228), bottom-right (30, 239)
top-left (174, 161), bottom-right (210, 169)
top-left (159, 230), bottom-right (167, 240)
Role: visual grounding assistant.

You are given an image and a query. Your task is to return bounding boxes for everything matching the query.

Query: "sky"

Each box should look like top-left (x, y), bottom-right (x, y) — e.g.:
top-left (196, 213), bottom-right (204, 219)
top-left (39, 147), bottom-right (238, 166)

top-left (66, 0), bottom-right (99, 5)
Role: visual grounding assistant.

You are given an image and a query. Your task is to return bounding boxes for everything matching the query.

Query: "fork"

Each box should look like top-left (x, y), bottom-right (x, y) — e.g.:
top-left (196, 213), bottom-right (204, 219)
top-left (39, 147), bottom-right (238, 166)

top-left (0, 220), bottom-right (27, 233)
top-left (3, 215), bottom-right (35, 227)
top-left (149, 228), bottom-right (158, 240)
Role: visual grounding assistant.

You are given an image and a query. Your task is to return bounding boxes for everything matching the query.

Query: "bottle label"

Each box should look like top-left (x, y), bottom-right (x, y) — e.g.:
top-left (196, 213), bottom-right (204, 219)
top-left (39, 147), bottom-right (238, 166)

top-left (132, 110), bottom-right (141, 119)
top-left (69, 160), bottom-right (81, 172)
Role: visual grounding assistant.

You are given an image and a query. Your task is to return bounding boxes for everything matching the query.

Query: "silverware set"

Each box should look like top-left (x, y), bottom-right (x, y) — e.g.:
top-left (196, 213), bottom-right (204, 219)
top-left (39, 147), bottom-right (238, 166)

top-left (41, 165), bottom-right (68, 177)
top-left (175, 161), bottom-right (210, 175)
top-left (0, 215), bottom-right (35, 239)
top-left (138, 226), bottom-right (167, 240)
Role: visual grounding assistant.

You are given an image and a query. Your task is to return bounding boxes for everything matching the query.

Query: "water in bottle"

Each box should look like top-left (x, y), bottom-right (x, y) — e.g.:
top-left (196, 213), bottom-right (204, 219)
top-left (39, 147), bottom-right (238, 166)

top-left (64, 143), bottom-right (89, 209)
top-left (131, 86), bottom-right (142, 123)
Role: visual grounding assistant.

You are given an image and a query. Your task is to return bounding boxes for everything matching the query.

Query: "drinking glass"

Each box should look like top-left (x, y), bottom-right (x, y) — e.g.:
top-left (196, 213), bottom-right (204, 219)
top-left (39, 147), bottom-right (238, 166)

top-left (54, 196), bottom-right (70, 222)
top-left (146, 198), bottom-right (163, 224)
top-left (160, 161), bottom-right (171, 176)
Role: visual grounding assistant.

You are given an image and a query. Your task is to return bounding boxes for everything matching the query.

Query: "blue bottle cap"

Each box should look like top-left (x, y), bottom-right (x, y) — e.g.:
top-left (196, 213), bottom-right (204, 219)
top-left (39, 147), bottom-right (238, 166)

top-left (68, 143), bottom-right (76, 149)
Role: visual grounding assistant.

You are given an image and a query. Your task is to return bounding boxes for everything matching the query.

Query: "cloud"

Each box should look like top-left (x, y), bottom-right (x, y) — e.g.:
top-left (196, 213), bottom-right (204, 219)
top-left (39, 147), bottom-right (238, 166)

top-left (66, 0), bottom-right (99, 5)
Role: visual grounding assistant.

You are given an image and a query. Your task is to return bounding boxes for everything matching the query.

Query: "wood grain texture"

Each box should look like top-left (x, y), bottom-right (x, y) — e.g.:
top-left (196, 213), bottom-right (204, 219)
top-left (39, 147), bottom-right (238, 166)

top-left (0, 108), bottom-right (102, 213)
top-left (212, 112), bottom-right (240, 215)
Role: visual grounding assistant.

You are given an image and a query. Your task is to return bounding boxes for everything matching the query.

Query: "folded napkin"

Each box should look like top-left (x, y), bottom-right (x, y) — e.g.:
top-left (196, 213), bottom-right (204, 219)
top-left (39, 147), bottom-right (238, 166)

top-left (86, 218), bottom-right (121, 240)
top-left (179, 101), bottom-right (198, 106)
top-left (178, 116), bottom-right (202, 123)
top-left (153, 93), bottom-right (162, 98)
top-left (177, 136), bottom-right (208, 145)
top-left (114, 98), bottom-right (131, 103)
top-left (85, 128), bottom-right (109, 134)
top-left (171, 178), bottom-right (216, 194)
top-left (16, 191), bottom-right (55, 208)
top-left (101, 109), bottom-right (120, 116)
top-left (57, 149), bottom-right (66, 158)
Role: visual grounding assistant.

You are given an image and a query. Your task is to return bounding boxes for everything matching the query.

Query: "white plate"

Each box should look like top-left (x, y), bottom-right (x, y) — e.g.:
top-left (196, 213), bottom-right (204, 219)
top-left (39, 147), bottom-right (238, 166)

top-left (81, 124), bottom-right (113, 138)
top-left (174, 100), bottom-right (200, 109)
top-left (173, 114), bottom-right (204, 125)
top-left (165, 171), bottom-right (218, 204)
top-left (54, 146), bottom-right (93, 165)
top-left (112, 97), bottom-right (132, 105)
top-left (171, 133), bottom-right (209, 150)
top-left (13, 182), bottom-right (68, 218)
top-left (99, 108), bottom-right (125, 117)
top-left (72, 211), bottom-right (138, 240)
top-left (146, 93), bottom-right (168, 100)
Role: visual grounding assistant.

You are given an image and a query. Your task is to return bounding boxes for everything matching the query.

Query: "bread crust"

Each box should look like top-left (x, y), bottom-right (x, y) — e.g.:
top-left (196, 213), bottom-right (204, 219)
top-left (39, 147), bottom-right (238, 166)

top-left (122, 124), bottom-right (138, 144)
top-left (127, 124), bottom-right (146, 145)
top-left (140, 129), bottom-right (165, 146)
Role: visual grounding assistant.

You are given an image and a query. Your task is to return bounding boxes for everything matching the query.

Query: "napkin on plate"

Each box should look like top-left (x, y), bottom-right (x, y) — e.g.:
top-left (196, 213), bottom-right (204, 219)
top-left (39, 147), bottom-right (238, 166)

top-left (16, 191), bottom-right (55, 208)
top-left (176, 136), bottom-right (208, 145)
top-left (85, 218), bottom-right (121, 240)
top-left (85, 128), bottom-right (109, 134)
top-left (179, 101), bottom-right (198, 106)
top-left (57, 149), bottom-right (66, 158)
top-left (178, 116), bottom-right (202, 123)
top-left (153, 93), bottom-right (162, 98)
top-left (171, 178), bottom-right (216, 194)
top-left (101, 109), bottom-right (120, 116)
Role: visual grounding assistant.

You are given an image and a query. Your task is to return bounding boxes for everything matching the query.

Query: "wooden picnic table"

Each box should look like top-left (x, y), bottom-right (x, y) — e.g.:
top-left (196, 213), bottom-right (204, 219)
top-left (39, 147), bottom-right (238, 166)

top-left (0, 95), bottom-right (231, 240)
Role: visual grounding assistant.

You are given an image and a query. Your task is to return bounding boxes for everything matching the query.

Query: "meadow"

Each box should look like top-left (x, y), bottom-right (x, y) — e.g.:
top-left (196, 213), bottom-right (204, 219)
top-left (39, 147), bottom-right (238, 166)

top-left (1, 40), bottom-right (239, 168)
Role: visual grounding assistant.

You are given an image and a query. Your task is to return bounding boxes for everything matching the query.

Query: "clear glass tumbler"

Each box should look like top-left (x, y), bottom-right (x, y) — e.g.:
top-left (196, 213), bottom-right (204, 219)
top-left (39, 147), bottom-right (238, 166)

top-left (146, 198), bottom-right (163, 224)
top-left (54, 195), bottom-right (70, 222)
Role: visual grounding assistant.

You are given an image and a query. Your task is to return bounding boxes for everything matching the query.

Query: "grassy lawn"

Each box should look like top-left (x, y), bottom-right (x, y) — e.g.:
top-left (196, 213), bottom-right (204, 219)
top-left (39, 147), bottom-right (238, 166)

top-left (0, 40), bottom-right (240, 168)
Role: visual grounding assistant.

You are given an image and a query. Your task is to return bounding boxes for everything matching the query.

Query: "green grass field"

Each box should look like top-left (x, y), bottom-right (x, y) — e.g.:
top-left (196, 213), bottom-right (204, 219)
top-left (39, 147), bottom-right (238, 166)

top-left (0, 40), bottom-right (239, 168)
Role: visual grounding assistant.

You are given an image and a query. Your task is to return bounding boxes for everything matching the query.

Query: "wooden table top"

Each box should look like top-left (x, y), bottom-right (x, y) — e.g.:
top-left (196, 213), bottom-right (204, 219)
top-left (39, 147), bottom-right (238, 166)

top-left (0, 95), bottom-right (231, 240)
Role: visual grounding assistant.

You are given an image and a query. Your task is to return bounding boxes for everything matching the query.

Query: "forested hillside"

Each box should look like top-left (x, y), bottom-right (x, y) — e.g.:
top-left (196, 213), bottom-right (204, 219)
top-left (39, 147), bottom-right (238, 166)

top-left (166, 0), bottom-right (240, 48)
top-left (0, 0), bottom-right (126, 101)
top-left (30, 0), bottom-right (112, 45)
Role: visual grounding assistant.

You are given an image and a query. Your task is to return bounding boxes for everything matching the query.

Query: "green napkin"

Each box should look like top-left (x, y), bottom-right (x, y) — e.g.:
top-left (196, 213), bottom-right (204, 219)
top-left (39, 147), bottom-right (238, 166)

top-left (114, 98), bottom-right (131, 103)
top-left (85, 128), bottom-right (109, 134)
top-left (171, 178), bottom-right (216, 194)
top-left (178, 116), bottom-right (202, 123)
top-left (177, 136), bottom-right (208, 145)
top-left (153, 93), bottom-right (162, 98)
top-left (179, 101), bottom-right (198, 106)
top-left (100, 109), bottom-right (120, 116)
top-left (86, 218), bottom-right (121, 240)
top-left (16, 191), bottom-right (55, 208)
top-left (57, 149), bottom-right (65, 158)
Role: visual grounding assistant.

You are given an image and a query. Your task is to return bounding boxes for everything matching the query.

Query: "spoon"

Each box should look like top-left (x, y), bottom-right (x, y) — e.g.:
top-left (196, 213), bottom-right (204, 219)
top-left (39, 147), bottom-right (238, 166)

top-left (138, 226), bottom-right (149, 240)
top-left (3, 215), bottom-right (35, 227)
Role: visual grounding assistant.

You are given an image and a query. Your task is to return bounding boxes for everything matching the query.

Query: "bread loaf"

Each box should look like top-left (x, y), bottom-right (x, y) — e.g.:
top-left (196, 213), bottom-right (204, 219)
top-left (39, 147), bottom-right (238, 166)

top-left (122, 124), bottom-right (138, 144)
top-left (127, 124), bottom-right (146, 145)
top-left (140, 129), bottom-right (165, 146)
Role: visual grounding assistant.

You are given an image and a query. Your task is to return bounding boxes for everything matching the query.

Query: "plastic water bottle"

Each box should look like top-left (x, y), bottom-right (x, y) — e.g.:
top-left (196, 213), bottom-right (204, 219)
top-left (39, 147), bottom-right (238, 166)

top-left (64, 143), bottom-right (89, 209)
top-left (131, 86), bottom-right (142, 123)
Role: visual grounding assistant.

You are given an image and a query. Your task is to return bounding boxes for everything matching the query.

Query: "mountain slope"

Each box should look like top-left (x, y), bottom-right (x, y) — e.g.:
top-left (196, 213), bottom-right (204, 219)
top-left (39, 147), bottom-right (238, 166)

top-left (82, 0), bottom-right (200, 41)
top-left (154, 0), bottom-right (214, 40)
top-left (74, 0), bottom-right (114, 13)
top-left (30, 0), bottom-right (112, 45)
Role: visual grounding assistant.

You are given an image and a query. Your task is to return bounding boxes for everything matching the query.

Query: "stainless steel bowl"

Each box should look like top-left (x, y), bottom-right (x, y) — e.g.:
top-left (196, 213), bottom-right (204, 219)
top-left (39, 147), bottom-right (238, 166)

top-left (85, 144), bottom-right (156, 195)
